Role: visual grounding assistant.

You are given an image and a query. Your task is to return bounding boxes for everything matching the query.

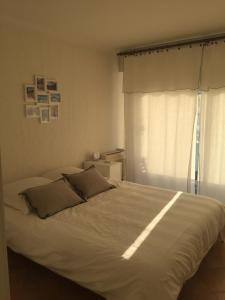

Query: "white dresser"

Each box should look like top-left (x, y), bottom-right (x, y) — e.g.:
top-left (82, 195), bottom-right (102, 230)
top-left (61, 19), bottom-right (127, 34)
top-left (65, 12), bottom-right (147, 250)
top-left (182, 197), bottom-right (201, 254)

top-left (83, 160), bottom-right (122, 181)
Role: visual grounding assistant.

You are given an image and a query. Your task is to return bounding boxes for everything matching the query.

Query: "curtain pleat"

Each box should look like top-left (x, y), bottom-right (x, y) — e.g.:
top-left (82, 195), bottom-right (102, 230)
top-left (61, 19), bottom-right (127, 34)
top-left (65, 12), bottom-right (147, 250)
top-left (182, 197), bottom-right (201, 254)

top-left (199, 88), bottom-right (225, 203)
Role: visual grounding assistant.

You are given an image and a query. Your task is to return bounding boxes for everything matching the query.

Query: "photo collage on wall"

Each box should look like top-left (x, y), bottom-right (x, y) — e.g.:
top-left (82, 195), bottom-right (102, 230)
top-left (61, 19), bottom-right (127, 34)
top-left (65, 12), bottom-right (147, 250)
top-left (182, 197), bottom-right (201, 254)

top-left (24, 75), bottom-right (61, 123)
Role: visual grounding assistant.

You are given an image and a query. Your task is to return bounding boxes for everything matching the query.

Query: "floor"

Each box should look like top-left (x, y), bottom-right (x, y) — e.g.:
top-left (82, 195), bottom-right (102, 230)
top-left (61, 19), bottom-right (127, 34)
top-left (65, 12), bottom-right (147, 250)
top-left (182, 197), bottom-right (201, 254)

top-left (8, 241), bottom-right (225, 300)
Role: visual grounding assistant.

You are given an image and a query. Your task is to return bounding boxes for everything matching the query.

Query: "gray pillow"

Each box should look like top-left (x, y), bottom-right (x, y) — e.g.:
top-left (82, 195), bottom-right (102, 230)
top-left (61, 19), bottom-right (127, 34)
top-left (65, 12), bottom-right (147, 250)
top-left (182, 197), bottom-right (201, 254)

top-left (20, 179), bottom-right (84, 219)
top-left (63, 166), bottom-right (114, 200)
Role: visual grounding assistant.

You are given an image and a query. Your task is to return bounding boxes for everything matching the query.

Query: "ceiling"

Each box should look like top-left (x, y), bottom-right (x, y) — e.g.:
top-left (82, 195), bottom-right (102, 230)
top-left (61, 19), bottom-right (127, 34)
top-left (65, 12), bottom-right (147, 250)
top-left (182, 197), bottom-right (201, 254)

top-left (1, 0), bottom-right (225, 52)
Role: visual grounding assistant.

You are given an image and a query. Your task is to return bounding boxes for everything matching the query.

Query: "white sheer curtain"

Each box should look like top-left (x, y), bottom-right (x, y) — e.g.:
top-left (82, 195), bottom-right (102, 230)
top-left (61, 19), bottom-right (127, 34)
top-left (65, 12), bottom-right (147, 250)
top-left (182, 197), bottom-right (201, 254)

top-left (199, 88), bottom-right (225, 203)
top-left (125, 91), bottom-right (197, 191)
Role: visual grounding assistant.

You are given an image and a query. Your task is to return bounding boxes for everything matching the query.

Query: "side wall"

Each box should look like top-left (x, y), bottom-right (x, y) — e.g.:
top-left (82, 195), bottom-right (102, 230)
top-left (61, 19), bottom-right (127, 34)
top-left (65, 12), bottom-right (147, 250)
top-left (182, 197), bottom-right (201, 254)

top-left (0, 23), bottom-right (123, 182)
top-left (0, 151), bottom-right (10, 300)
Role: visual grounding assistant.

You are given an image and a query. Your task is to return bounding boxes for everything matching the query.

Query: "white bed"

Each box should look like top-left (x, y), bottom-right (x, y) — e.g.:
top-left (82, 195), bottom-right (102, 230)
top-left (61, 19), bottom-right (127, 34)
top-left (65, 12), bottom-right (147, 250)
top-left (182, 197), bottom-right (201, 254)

top-left (5, 180), bottom-right (225, 300)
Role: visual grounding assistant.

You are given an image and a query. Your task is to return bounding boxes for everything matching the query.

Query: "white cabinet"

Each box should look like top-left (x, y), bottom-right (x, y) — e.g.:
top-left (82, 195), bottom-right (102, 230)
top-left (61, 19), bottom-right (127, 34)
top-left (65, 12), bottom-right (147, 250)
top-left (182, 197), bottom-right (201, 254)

top-left (83, 160), bottom-right (122, 181)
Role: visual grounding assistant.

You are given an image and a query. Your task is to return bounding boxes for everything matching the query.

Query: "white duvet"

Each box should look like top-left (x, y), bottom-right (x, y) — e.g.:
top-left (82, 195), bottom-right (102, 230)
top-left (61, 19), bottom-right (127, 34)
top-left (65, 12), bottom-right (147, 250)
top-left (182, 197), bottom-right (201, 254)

top-left (5, 181), bottom-right (225, 300)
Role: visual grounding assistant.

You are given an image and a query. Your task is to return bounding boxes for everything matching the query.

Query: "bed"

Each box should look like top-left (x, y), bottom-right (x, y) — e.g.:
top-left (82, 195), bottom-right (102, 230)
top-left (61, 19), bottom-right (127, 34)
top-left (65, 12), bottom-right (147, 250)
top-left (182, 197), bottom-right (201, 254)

top-left (4, 178), bottom-right (225, 300)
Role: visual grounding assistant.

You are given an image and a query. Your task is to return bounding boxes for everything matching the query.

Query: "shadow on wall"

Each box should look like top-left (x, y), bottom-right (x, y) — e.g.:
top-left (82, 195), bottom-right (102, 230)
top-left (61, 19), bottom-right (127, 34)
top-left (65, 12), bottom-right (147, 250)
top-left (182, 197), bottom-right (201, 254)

top-left (111, 60), bottom-right (124, 149)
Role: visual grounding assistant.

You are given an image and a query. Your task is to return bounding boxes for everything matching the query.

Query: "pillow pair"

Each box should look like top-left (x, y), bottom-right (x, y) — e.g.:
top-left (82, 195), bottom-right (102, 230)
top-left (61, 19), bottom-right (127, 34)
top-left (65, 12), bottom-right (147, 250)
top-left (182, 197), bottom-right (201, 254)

top-left (62, 165), bottom-right (114, 200)
top-left (20, 166), bottom-right (113, 219)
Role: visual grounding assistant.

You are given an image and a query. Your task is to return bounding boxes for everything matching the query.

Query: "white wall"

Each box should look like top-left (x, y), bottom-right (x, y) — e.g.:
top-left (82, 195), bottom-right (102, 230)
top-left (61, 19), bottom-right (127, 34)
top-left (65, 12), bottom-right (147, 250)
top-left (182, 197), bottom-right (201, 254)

top-left (0, 22), bottom-right (123, 183)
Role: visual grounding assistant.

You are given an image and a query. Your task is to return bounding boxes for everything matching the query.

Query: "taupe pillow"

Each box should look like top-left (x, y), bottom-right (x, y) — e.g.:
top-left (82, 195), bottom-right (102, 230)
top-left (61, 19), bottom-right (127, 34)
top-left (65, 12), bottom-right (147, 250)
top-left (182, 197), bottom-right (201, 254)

top-left (63, 166), bottom-right (114, 200)
top-left (20, 180), bottom-right (84, 219)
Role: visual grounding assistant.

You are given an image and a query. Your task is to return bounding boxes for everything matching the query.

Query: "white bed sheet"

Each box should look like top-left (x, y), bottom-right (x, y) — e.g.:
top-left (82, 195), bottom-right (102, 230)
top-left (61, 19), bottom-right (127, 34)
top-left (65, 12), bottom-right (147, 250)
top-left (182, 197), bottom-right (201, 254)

top-left (5, 181), bottom-right (225, 300)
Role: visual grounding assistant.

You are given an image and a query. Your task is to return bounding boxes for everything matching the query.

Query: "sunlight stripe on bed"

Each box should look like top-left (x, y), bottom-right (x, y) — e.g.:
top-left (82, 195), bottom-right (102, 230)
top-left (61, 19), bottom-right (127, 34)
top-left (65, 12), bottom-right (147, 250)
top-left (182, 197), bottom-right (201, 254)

top-left (122, 191), bottom-right (183, 260)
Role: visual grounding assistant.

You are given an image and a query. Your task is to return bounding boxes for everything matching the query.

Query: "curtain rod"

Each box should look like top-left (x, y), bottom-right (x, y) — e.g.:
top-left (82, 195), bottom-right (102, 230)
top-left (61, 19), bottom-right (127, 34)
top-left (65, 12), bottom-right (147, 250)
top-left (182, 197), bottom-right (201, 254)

top-left (117, 32), bottom-right (225, 57)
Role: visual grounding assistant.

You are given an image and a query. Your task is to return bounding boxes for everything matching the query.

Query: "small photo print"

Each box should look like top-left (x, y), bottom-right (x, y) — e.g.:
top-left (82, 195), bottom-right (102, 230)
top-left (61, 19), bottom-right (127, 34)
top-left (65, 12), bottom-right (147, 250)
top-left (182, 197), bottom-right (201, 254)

top-left (50, 105), bottom-right (59, 120)
top-left (24, 84), bottom-right (36, 102)
top-left (25, 105), bottom-right (40, 118)
top-left (37, 93), bottom-right (49, 104)
top-left (46, 79), bottom-right (57, 91)
top-left (50, 92), bottom-right (61, 103)
top-left (35, 75), bottom-right (46, 92)
top-left (40, 107), bottom-right (50, 123)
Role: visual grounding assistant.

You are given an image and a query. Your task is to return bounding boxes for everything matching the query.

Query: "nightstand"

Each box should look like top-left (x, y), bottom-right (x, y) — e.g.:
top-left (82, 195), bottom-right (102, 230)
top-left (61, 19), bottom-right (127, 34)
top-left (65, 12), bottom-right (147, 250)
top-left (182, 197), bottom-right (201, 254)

top-left (83, 160), bottom-right (122, 181)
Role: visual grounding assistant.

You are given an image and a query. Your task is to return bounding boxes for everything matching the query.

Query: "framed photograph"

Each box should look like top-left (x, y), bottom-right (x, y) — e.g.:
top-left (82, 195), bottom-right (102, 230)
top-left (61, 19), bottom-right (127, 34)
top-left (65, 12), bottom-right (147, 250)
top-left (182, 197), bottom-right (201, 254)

top-left (50, 92), bottom-right (61, 103)
top-left (35, 75), bottom-right (46, 92)
top-left (25, 104), bottom-right (40, 118)
top-left (40, 107), bottom-right (50, 124)
top-left (50, 105), bottom-right (59, 120)
top-left (46, 79), bottom-right (58, 91)
top-left (24, 84), bottom-right (36, 102)
top-left (36, 93), bottom-right (49, 104)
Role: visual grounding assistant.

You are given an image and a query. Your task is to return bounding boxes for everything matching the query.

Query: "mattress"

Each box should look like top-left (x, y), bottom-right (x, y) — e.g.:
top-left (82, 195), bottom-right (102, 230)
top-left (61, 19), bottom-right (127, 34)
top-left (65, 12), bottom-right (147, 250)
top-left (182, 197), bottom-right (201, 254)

top-left (5, 181), bottom-right (225, 300)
